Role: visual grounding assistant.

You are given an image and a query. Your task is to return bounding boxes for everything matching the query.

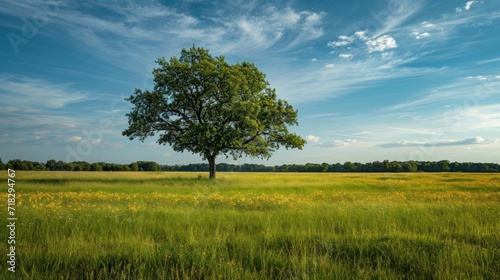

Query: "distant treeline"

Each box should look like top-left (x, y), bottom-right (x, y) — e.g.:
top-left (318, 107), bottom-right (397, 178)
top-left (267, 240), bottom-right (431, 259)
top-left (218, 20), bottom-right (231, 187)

top-left (1, 158), bottom-right (499, 173)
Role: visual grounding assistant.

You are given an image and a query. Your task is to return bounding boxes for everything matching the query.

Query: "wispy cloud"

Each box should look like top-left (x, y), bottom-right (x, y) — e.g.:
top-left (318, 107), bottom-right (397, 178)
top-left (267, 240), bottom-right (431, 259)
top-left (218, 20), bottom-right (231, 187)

top-left (366, 35), bottom-right (398, 52)
top-left (410, 21), bottom-right (436, 39)
top-left (412, 1), bottom-right (499, 46)
top-left (342, 0), bottom-right (500, 65)
top-left (456, 1), bottom-right (478, 13)
top-left (339, 53), bottom-right (354, 59)
top-left (0, 1), bottom-right (326, 71)
top-left (0, 75), bottom-right (88, 108)
top-left (444, 103), bottom-right (500, 132)
top-left (225, 6), bottom-right (318, 49)
top-left (0, 75), bottom-right (120, 146)
top-left (465, 1), bottom-right (477, 11)
top-left (327, 35), bottom-right (354, 47)
top-left (328, 31), bottom-right (397, 55)
top-left (478, 57), bottom-right (500, 65)
top-left (371, 0), bottom-right (424, 37)
top-left (143, 142), bottom-right (162, 148)
top-left (315, 139), bottom-right (357, 148)
top-left (306, 135), bottom-right (320, 143)
top-left (218, 6), bottom-right (325, 52)
top-left (68, 136), bottom-right (83, 143)
top-left (379, 136), bottom-right (498, 148)
top-left (386, 75), bottom-right (500, 112)
top-left (271, 54), bottom-right (442, 103)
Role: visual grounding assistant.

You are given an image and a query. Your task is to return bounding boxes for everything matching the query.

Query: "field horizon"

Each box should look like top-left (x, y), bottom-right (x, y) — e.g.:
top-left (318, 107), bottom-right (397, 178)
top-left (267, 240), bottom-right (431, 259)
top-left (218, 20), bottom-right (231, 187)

top-left (1, 171), bottom-right (499, 279)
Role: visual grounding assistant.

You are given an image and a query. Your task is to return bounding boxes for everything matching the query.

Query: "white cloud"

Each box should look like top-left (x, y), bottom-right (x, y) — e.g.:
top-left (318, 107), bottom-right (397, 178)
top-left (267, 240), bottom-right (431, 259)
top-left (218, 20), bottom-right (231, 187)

top-left (381, 52), bottom-right (394, 59)
top-left (465, 75), bottom-right (488, 80)
top-left (338, 35), bottom-right (353, 41)
top-left (354, 31), bottom-right (368, 40)
top-left (421, 21), bottom-right (436, 29)
top-left (411, 32), bottom-right (431, 39)
top-left (68, 136), bottom-right (82, 142)
top-left (477, 57), bottom-right (500, 65)
top-left (339, 53), bottom-right (354, 59)
top-left (379, 137), bottom-right (497, 148)
top-left (273, 50), bottom-right (440, 103)
top-left (306, 135), bottom-right (320, 142)
top-left (317, 139), bottom-right (357, 147)
top-left (63, 123), bottom-right (77, 129)
top-left (0, 1), bottom-right (327, 71)
top-left (0, 75), bottom-right (88, 108)
top-left (327, 35), bottom-right (354, 47)
top-left (103, 142), bottom-right (124, 148)
top-left (327, 40), bottom-right (351, 47)
top-left (145, 141), bottom-right (161, 147)
top-left (231, 7), bottom-right (325, 51)
top-left (33, 131), bottom-right (50, 135)
top-left (355, 131), bottom-right (375, 136)
top-left (410, 21), bottom-right (436, 40)
top-left (162, 153), bottom-right (172, 158)
top-left (388, 72), bottom-right (500, 110)
top-left (372, 1), bottom-right (424, 38)
top-left (329, 31), bottom-right (398, 54)
top-left (366, 35), bottom-right (398, 53)
top-left (465, 1), bottom-right (477, 11)
top-left (456, 1), bottom-right (478, 13)
top-left (447, 104), bottom-right (500, 131)
top-left (419, 32), bottom-right (431, 38)
top-left (68, 136), bottom-right (102, 145)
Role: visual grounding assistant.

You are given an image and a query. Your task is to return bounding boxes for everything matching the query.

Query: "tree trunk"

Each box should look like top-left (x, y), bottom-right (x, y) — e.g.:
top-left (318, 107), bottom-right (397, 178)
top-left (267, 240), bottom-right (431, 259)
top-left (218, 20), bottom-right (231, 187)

top-left (208, 155), bottom-right (216, 179)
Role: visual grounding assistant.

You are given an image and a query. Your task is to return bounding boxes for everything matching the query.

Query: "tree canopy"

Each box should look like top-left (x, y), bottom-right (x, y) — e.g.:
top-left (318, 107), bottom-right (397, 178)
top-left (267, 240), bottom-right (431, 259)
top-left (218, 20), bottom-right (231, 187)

top-left (122, 46), bottom-right (306, 178)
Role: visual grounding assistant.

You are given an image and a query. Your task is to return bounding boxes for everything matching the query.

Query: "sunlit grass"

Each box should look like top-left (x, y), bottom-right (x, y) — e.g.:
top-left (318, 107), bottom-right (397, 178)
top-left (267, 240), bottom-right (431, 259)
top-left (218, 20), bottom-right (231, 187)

top-left (1, 171), bottom-right (499, 279)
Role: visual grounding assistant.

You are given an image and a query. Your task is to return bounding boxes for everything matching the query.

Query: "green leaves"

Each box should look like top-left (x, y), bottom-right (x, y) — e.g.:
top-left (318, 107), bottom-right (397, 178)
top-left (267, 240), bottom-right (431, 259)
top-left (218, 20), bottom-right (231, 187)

top-left (123, 46), bottom-right (305, 177)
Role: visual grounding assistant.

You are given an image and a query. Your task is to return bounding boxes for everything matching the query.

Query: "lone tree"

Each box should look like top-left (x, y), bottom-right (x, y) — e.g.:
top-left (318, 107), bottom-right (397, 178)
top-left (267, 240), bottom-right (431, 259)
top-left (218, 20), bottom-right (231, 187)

top-left (123, 46), bottom-right (306, 179)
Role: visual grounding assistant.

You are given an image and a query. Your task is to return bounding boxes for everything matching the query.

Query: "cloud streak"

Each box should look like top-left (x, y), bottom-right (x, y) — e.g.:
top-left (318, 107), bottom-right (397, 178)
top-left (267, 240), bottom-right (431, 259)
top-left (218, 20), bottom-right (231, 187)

top-left (1, 1), bottom-right (326, 67)
top-left (0, 75), bottom-right (88, 108)
top-left (271, 54), bottom-right (442, 103)
top-left (315, 139), bottom-right (357, 148)
top-left (379, 137), bottom-right (498, 148)
top-left (386, 75), bottom-right (500, 112)
top-left (328, 31), bottom-right (397, 55)
top-left (306, 135), bottom-right (320, 143)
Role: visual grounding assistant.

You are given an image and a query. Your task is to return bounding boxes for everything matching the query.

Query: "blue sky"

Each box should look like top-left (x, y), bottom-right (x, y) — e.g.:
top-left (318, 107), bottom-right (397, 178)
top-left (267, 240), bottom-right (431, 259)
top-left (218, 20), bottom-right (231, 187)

top-left (1, 0), bottom-right (499, 165)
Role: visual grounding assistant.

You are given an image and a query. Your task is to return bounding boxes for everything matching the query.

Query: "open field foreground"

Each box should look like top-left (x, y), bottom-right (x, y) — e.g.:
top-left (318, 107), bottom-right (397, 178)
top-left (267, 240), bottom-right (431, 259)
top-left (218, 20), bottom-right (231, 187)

top-left (1, 171), bottom-right (499, 279)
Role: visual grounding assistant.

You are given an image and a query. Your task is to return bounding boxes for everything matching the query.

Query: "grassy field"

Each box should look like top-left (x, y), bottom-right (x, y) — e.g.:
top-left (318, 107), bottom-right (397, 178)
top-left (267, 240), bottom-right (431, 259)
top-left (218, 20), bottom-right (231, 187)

top-left (1, 171), bottom-right (499, 279)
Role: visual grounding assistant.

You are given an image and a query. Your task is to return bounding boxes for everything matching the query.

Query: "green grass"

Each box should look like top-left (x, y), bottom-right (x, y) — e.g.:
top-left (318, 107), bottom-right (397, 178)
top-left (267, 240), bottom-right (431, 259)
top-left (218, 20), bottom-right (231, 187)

top-left (1, 172), bottom-right (499, 279)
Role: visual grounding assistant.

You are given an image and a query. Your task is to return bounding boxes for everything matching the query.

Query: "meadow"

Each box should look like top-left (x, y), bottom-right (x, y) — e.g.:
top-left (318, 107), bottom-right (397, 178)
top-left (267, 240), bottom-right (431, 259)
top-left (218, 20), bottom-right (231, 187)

top-left (1, 171), bottom-right (499, 279)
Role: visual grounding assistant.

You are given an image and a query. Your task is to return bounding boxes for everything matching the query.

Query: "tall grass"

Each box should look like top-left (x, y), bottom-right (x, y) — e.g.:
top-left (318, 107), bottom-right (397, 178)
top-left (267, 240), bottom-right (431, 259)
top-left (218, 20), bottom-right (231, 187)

top-left (1, 172), bottom-right (499, 279)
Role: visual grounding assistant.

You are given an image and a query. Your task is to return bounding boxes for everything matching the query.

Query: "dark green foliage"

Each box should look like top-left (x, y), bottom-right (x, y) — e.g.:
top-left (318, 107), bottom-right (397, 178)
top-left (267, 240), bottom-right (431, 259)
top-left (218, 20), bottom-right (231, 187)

top-left (135, 161), bottom-right (161, 172)
top-left (122, 46), bottom-right (305, 178)
top-left (2, 158), bottom-right (499, 172)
